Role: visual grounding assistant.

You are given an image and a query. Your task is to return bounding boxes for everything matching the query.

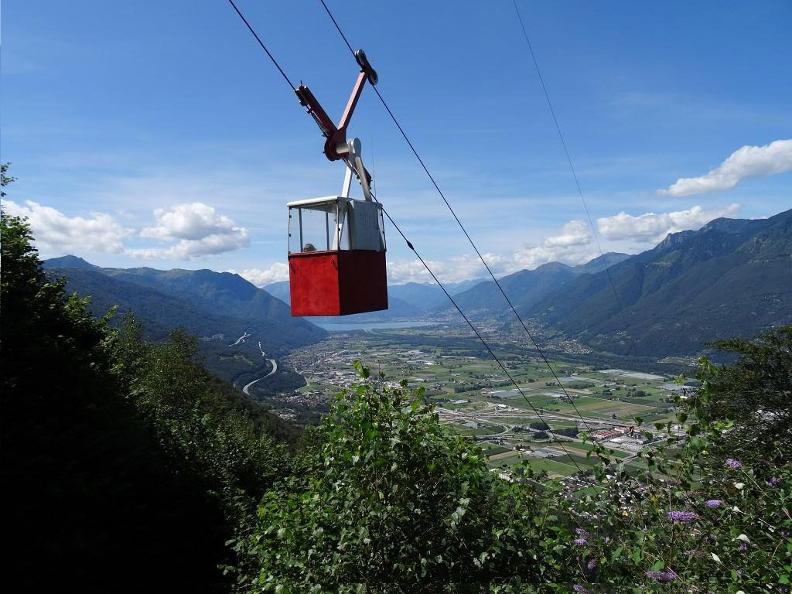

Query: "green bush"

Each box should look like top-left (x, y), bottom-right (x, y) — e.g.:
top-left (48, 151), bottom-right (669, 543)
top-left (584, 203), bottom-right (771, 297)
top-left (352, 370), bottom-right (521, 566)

top-left (234, 364), bottom-right (572, 592)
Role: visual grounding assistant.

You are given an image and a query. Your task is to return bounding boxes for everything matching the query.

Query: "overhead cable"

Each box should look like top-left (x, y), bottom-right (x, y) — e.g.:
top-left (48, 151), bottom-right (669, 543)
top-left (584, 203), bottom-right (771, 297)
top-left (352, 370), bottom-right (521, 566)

top-left (377, 198), bottom-right (585, 473)
top-left (226, 0), bottom-right (296, 90)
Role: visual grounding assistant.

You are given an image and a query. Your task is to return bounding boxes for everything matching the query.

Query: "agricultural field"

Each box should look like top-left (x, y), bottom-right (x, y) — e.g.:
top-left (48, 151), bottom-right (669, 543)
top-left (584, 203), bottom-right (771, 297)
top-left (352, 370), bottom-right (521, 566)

top-left (281, 327), bottom-right (693, 477)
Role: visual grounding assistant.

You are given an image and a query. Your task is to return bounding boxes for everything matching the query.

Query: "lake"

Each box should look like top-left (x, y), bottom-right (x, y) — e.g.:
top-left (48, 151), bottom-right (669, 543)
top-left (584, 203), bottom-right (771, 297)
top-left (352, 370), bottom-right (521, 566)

top-left (314, 320), bottom-right (437, 332)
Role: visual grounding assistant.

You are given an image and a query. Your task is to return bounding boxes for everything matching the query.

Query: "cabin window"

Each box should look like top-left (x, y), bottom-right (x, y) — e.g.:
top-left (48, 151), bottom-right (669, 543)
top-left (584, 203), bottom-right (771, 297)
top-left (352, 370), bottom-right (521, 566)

top-left (288, 198), bottom-right (385, 254)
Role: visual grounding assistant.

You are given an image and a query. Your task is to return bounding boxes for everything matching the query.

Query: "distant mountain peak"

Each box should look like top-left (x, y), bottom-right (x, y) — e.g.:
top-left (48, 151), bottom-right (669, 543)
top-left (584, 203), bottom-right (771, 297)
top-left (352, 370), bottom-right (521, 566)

top-left (576, 252), bottom-right (630, 274)
top-left (700, 217), bottom-right (752, 234)
top-left (43, 255), bottom-right (98, 270)
top-left (534, 261), bottom-right (573, 273)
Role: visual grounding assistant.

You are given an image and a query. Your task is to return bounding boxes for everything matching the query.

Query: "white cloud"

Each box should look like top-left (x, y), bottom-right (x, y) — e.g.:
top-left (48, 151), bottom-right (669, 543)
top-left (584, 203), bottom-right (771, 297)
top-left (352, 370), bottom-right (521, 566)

top-left (387, 259), bottom-right (432, 284)
top-left (237, 263), bottom-right (289, 286)
top-left (2, 199), bottom-right (130, 255)
top-left (661, 139), bottom-right (792, 196)
top-left (388, 253), bottom-right (504, 284)
top-left (141, 202), bottom-right (240, 240)
top-left (2, 199), bottom-right (250, 260)
top-left (512, 244), bottom-right (596, 270)
top-left (512, 219), bottom-right (596, 270)
top-left (135, 202), bottom-right (249, 259)
top-left (597, 204), bottom-right (741, 243)
top-left (543, 219), bottom-right (591, 247)
top-left (387, 221), bottom-right (597, 284)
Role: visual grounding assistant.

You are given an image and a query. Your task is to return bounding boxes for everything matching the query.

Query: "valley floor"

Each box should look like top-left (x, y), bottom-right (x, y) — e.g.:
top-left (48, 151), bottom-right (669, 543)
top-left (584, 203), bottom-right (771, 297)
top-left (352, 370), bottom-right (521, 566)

top-left (248, 324), bottom-right (695, 478)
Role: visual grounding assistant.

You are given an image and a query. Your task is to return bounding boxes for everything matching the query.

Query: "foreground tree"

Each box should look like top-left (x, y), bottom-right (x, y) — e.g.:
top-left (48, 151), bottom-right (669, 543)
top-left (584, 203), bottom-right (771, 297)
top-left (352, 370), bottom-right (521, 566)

top-left (234, 364), bottom-right (573, 593)
top-left (1, 205), bottom-right (291, 593)
top-left (694, 326), bottom-right (792, 463)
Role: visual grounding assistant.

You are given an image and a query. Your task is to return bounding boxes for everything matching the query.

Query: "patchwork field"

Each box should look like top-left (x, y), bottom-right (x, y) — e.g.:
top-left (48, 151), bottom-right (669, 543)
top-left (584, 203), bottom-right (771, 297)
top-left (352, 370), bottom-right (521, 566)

top-left (282, 327), bottom-right (693, 477)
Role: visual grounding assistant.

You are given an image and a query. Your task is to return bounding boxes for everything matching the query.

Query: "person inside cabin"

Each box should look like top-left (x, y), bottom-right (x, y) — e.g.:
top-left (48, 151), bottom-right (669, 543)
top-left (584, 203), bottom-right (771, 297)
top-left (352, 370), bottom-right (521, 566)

top-left (303, 243), bottom-right (317, 252)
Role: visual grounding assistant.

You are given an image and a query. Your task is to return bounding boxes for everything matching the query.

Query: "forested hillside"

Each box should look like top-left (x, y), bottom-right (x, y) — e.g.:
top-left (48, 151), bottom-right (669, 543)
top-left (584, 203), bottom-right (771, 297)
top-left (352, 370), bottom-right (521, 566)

top-left (2, 212), bottom-right (296, 592)
top-left (44, 257), bottom-right (324, 391)
top-left (528, 209), bottom-right (792, 356)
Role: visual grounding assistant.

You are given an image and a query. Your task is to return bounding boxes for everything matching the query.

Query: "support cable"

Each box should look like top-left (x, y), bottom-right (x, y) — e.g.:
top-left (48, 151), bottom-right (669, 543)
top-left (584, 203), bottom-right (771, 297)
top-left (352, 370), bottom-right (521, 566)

top-left (317, 0), bottom-right (597, 433)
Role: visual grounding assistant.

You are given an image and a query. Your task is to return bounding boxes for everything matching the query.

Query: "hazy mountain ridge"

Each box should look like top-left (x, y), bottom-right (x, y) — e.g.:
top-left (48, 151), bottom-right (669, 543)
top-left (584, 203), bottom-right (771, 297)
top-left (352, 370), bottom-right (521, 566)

top-left (445, 253), bottom-right (630, 317)
top-left (264, 279), bottom-right (479, 322)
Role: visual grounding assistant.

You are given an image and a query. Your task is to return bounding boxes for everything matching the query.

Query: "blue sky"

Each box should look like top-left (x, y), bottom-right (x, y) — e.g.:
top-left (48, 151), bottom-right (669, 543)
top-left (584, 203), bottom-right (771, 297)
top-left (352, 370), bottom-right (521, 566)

top-left (3, 0), bottom-right (791, 284)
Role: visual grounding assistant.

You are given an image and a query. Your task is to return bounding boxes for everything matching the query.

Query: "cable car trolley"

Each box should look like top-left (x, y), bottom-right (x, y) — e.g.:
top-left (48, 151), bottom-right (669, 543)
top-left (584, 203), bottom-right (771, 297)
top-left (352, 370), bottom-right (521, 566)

top-left (287, 50), bottom-right (388, 316)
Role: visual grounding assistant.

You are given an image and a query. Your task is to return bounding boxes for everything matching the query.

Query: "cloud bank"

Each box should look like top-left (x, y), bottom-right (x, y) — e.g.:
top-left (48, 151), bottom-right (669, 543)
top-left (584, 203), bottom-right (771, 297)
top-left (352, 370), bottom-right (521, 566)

top-left (134, 202), bottom-right (249, 259)
top-left (597, 204), bottom-right (741, 244)
top-left (661, 139), bottom-right (792, 196)
top-left (4, 198), bottom-right (747, 284)
top-left (383, 204), bottom-right (743, 284)
top-left (2, 200), bottom-right (131, 254)
top-left (237, 263), bottom-right (290, 286)
top-left (2, 200), bottom-right (249, 260)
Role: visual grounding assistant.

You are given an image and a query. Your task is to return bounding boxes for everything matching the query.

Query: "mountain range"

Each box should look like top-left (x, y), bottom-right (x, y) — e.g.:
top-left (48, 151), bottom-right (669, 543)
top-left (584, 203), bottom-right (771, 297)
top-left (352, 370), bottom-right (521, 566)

top-left (45, 207), bottom-right (792, 366)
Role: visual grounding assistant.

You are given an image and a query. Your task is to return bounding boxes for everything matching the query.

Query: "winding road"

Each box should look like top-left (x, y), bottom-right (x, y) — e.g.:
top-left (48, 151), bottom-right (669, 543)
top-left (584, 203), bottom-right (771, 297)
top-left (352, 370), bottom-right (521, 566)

top-left (242, 359), bottom-right (278, 395)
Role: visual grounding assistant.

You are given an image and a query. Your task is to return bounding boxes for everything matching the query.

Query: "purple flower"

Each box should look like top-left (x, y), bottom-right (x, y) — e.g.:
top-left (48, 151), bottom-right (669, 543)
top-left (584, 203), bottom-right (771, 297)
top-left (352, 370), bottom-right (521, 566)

top-left (768, 476), bottom-right (781, 487)
top-left (705, 499), bottom-right (722, 508)
top-left (739, 541), bottom-right (749, 552)
top-left (575, 527), bottom-right (590, 538)
top-left (645, 568), bottom-right (678, 582)
top-left (573, 537), bottom-right (588, 546)
top-left (725, 458), bottom-right (742, 470)
top-left (573, 586), bottom-right (589, 594)
top-left (587, 558), bottom-right (598, 571)
top-left (666, 510), bottom-right (698, 522)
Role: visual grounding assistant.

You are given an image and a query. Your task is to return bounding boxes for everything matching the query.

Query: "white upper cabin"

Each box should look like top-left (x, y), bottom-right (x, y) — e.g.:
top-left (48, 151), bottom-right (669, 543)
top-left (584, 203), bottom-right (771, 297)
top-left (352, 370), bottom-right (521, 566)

top-left (288, 196), bottom-right (385, 254)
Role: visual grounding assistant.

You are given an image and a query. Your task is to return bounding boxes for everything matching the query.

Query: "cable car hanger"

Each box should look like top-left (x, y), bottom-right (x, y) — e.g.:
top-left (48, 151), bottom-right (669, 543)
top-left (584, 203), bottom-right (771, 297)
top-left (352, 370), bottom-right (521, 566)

top-left (285, 48), bottom-right (388, 317)
top-left (294, 49), bottom-right (378, 201)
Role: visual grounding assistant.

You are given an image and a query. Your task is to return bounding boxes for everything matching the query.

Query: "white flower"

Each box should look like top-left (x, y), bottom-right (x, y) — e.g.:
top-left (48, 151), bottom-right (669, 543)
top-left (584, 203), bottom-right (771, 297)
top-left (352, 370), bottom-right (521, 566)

top-left (734, 482), bottom-right (745, 490)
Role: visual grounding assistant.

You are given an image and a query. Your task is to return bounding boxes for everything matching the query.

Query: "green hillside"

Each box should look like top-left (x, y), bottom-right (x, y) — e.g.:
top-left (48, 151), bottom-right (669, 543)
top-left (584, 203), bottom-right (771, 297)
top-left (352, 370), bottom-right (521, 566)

top-left (529, 209), bottom-right (792, 356)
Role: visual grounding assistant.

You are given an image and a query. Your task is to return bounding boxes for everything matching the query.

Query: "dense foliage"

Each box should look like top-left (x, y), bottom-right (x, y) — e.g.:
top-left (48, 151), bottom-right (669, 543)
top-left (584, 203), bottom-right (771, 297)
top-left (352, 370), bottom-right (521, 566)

top-left (694, 327), bottom-right (792, 464)
top-left (1, 208), bottom-right (293, 592)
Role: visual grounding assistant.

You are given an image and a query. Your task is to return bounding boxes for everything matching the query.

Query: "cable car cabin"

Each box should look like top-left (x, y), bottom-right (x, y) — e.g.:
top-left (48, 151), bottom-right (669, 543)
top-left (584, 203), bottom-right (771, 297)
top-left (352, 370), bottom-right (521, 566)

top-left (288, 196), bottom-right (387, 316)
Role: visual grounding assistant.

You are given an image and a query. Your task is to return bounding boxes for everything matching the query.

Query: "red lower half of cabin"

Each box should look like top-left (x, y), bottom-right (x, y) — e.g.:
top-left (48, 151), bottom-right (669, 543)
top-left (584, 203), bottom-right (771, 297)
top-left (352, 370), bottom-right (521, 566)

top-left (288, 250), bottom-right (388, 316)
